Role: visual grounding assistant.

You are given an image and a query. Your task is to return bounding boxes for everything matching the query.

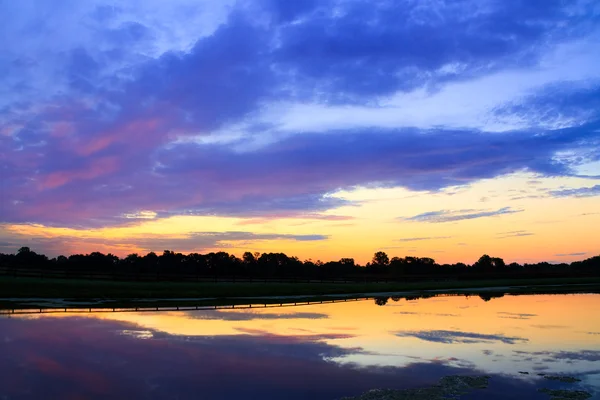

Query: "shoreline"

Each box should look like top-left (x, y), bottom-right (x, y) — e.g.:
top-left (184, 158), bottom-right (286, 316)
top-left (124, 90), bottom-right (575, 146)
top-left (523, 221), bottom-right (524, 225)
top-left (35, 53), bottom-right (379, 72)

top-left (1, 275), bottom-right (600, 311)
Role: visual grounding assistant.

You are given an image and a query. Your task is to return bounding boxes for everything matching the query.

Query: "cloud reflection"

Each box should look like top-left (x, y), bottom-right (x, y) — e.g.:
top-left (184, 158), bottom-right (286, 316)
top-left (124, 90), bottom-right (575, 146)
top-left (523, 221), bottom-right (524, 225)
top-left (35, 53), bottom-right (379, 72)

top-left (0, 316), bottom-right (501, 400)
top-left (185, 310), bottom-right (328, 321)
top-left (395, 330), bottom-right (528, 345)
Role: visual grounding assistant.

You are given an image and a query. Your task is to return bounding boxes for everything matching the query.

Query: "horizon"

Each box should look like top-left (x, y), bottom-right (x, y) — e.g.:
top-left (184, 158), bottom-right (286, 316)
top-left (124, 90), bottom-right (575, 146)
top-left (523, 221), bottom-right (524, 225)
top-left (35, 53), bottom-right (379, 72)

top-left (1, 1), bottom-right (599, 265)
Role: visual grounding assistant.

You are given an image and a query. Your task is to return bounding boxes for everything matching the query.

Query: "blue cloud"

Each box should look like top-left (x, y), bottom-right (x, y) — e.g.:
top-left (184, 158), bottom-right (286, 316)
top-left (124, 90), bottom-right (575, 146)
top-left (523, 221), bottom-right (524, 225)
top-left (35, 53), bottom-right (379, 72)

top-left (395, 329), bottom-right (528, 344)
top-left (548, 185), bottom-right (600, 198)
top-left (494, 85), bottom-right (600, 129)
top-left (399, 207), bottom-right (523, 223)
top-left (272, 0), bottom-right (595, 101)
top-left (513, 350), bottom-right (600, 362)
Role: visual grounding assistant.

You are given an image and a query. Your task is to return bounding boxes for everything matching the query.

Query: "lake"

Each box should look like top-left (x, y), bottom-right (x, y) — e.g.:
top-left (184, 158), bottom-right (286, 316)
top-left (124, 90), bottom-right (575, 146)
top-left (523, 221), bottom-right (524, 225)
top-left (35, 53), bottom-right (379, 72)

top-left (1, 293), bottom-right (599, 399)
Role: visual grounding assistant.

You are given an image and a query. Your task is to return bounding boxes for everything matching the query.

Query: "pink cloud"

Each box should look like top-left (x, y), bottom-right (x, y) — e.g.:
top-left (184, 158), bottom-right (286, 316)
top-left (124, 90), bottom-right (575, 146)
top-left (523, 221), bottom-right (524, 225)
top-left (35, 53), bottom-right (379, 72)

top-left (39, 156), bottom-right (120, 190)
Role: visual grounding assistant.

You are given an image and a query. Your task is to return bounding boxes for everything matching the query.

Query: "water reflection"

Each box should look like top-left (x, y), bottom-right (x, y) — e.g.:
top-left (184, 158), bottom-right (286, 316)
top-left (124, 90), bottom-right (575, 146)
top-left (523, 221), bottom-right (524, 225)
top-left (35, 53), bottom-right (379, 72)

top-left (1, 293), bottom-right (599, 399)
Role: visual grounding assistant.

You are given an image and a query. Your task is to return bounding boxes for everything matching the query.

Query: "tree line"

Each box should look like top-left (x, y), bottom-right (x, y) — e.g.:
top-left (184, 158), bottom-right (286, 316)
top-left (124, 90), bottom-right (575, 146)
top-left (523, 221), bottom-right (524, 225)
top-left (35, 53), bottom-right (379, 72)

top-left (0, 247), bottom-right (598, 282)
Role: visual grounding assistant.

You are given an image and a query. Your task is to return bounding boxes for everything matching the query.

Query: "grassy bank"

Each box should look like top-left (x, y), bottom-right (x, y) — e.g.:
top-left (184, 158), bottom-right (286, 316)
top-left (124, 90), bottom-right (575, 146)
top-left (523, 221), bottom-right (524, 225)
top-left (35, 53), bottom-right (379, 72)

top-left (1, 275), bottom-right (600, 308)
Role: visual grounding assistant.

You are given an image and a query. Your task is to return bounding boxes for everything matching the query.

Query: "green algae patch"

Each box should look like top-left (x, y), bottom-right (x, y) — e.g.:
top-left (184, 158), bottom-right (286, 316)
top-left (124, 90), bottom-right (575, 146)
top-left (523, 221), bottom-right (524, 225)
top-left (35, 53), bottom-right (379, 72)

top-left (538, 388), bottom-right (592, 399)
top-left (341, 375), bottom-right (490, 400)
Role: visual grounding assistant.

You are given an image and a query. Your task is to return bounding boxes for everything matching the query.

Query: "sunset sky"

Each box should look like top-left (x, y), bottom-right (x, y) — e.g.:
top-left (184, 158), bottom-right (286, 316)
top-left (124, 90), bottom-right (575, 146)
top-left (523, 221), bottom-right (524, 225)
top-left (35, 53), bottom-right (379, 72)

top-left (1, 0), bottom-right (599, 264)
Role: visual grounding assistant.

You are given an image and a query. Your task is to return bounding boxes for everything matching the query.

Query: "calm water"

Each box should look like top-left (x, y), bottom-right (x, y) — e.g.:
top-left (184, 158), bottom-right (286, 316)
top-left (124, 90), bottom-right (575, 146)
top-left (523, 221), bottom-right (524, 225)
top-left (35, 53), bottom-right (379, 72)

top-left (1, 293), bottom-right (600, 399)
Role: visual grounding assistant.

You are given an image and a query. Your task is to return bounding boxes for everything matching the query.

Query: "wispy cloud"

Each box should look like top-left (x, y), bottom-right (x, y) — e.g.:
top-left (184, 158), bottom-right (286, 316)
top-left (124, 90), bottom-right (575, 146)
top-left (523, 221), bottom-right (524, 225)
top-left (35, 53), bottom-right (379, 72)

top-left (395, 236), bottom-right (451, 242)
top-left (497, 312), bottom-right (537, 320)
top-left (555, 252), bottom-right (587, 257)
top-left (187, 311), bottom-right (328, 321)
top-left (496, 230), bottom-right (534, 239)
top-left (399, 207), bottom-right (523, 223)
top-left (548, 185), bottom-right (600, 198)
top-left (395, 329), bottom-right (528, 344)
top-left (513, 350), bottom-right (600, 362)
top-left (0, 229), bottom-right (329, 256)
top-left (396, 312), bottom-right (458, 317)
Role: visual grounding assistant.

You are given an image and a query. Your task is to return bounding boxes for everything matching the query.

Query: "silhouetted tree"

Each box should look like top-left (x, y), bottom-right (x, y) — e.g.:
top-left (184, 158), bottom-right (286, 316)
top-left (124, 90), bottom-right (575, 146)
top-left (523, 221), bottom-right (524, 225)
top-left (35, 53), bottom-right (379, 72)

top-left (374, 297), bottom-right (389, 306)
top-left (372, 251), bottom-right (390, 266)
top-left (243, 252), bottom-right (256, 264)
top-left (1, 246), bottom-right (598, 283)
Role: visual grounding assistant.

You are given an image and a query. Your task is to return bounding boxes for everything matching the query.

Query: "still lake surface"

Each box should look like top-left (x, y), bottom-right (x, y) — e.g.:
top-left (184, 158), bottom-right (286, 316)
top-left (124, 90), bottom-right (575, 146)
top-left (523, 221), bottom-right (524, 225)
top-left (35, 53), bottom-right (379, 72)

top-left (1, 293), bottom-right (599, 399)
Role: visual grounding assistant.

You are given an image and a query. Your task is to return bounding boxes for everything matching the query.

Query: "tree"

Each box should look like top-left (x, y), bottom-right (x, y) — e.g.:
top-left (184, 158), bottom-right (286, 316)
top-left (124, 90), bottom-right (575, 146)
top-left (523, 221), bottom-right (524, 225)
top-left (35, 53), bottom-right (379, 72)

top-left (243, 252), bottom-right (256, 264)
top-left (474, 254), bottom-right (493, 270)
top-left (491, 257), bottom-right (505, 268)
top-left (17, 247), bottom-right (31, 255)
top-left (374, 297), bottom-right (389, 306)
top-left (474, 255), bottom-right (505, 271)
top-left (372, 251), bottom-right (389, 266)
top-left (390, 257), bottom-right (405, 276)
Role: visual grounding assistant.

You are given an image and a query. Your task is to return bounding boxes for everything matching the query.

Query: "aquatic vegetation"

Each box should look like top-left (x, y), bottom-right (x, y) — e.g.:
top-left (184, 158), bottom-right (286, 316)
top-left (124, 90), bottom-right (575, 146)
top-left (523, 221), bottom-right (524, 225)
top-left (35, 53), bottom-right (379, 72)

top-left (542, 375), bottom-right (582, 383)
top-left (538, 388), bottom-right (592, 399)
top-left (341, 375), bottom-right (489, 400)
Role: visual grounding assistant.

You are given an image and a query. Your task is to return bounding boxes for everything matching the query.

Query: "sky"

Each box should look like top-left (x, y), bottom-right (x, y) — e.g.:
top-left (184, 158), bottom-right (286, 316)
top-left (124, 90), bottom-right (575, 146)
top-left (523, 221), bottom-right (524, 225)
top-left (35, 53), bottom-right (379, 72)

top-left (0, 0), bottom-right (599, 264)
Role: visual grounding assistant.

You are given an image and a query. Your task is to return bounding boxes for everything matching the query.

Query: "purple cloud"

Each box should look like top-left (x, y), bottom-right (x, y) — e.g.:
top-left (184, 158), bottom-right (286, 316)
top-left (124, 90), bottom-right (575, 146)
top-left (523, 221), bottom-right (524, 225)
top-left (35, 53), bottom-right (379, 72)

top-left (0, 0), bottom-right (599, 232)
top-left (0, 231), bottom-right (329, 256)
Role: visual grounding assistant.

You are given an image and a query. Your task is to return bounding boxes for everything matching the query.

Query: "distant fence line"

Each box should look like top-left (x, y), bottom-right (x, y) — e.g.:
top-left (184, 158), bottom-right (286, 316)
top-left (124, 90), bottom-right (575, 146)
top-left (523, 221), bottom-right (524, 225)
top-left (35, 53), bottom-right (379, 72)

top-left (0, 297), bottom-right (370, 316)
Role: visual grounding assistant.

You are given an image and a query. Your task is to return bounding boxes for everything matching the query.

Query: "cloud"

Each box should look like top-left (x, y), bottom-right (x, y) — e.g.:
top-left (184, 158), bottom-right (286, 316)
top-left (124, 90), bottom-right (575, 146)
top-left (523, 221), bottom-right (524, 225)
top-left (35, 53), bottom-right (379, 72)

top-left (497, 312), bottom-right (537, 320)
top-left (0, 0), bottom-right (235, 111)
top-left (0, 228), bottom-right (329, 256)
top-left (496, 230), bottom-right (534, 239)
top-left (2, 315), bottom-right (549, 400)
top-left (399, 207), bottom-right (523, 223)
top-left (555, 252), bottom-right (587, 257)
top-left (273, 0), bottom-right (600, 102)
top-left (530, 325), bottom-right (568, 330)
top-left (1, 0), bottom-right (600, 235)
top-left (395, 236), bottom-right (451, 242)
top-left (548, 185), bottom-right (600, 198)
top-left (395, 329), bottom-right (528, 345)
top-left (513, 350), bottom-right (600, 362)
top-left (132, 232), bottom-right (329, 249)
top-left (395, 312), bottom-right (458, 317)
top-left (186, 310), bottom-right (328, 321)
